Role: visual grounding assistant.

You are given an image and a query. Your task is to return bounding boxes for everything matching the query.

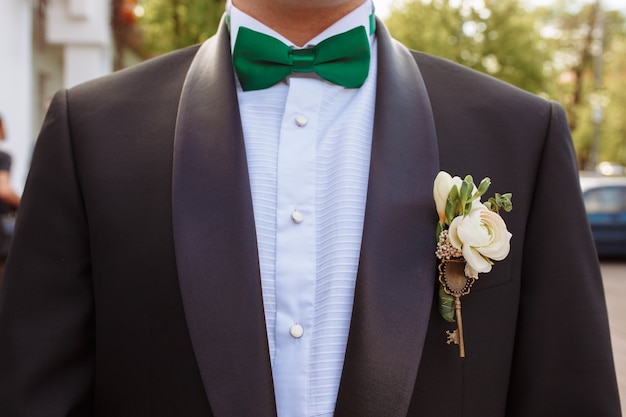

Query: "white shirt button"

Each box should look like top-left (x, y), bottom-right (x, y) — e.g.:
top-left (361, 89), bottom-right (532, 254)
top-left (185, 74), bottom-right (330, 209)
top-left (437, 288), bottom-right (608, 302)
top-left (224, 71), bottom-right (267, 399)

top-left (291, 210), bottom-right (304, 224)
top-left (290, 324), bottom-right (304, 339)
top-left (295, 115), bottom-right (308, 127)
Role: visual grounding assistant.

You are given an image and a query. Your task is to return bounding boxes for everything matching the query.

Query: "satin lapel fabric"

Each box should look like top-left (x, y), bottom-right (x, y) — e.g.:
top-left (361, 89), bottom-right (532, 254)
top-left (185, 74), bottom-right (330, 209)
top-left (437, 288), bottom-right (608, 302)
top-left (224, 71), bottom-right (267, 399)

top-left (334, 19), bottom-right (440, 417)
top-left (172, 18), bottom-right (277, 417)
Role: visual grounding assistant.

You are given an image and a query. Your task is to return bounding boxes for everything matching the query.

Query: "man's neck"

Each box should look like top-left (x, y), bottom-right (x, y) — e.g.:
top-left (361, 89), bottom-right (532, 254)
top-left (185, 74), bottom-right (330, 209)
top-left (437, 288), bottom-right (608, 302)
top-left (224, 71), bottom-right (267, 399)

top-left (231, 0), bottom-right (366, 46)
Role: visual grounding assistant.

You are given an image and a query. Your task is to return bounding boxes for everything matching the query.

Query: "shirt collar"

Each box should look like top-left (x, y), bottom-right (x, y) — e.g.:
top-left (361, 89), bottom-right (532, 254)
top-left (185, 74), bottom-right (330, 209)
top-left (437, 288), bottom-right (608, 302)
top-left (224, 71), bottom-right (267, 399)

top-left (227, 0), bottom-right (375, 51)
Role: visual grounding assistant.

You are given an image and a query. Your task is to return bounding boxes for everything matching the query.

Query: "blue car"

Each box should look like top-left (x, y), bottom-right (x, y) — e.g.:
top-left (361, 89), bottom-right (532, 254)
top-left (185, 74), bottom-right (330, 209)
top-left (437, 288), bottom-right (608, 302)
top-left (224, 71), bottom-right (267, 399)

top-left (580, 174), bottom-right (626, 258)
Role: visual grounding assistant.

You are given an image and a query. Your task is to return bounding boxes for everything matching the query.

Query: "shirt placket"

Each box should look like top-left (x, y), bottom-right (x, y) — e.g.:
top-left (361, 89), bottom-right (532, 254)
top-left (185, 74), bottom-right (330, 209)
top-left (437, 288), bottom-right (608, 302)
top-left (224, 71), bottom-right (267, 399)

top-left (273, 77), bottom-right (323, 417)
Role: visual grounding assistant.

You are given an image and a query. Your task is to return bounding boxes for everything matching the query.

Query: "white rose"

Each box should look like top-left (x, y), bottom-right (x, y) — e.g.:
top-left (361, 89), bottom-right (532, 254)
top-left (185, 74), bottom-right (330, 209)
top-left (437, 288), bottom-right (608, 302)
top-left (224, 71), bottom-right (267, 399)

top-left (433, 171), bottom-right (462, 224)
top-left (448, 202), bottom-right (512, 275)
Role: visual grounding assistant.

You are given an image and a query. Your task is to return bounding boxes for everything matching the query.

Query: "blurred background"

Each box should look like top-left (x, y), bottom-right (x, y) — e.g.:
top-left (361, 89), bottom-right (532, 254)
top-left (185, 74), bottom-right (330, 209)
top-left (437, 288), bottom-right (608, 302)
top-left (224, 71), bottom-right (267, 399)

top-left (0, 0), bottom-right (625, 404)
top-left (1, 0), bottom-right (625, 191)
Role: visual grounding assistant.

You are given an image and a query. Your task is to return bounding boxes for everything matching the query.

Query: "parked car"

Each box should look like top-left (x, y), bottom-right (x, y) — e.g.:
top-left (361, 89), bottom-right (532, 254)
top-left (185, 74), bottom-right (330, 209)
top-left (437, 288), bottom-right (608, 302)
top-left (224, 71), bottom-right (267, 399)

top-left (579, 173), bottom-right (626, 258)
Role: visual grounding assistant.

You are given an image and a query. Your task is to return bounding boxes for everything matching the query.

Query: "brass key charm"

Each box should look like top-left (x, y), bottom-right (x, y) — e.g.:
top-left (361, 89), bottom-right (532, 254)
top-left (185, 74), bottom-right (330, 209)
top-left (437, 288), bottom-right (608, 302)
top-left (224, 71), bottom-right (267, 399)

top-left (438, 258), bottom-right (475, 358)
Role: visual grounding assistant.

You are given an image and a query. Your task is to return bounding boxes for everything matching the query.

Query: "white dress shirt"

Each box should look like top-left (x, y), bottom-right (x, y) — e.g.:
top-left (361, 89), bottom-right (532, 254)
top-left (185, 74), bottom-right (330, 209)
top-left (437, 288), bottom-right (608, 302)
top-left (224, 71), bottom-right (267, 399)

top-left (228, 2), bottom-right (377, 415)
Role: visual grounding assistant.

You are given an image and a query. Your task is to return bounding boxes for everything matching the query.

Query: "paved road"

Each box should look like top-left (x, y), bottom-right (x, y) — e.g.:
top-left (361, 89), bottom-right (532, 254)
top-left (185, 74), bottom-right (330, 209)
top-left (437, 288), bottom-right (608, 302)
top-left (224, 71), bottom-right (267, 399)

top-left (601, 260), bottom-right (626, 406)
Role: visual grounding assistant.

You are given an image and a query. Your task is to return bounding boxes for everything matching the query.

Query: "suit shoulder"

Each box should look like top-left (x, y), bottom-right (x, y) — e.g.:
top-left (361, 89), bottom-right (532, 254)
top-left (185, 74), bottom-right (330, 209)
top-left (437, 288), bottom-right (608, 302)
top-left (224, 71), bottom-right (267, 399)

top-left (68, 44), bottom-right (201, 100)
top-left (409, 49), bottom-right (548, 110)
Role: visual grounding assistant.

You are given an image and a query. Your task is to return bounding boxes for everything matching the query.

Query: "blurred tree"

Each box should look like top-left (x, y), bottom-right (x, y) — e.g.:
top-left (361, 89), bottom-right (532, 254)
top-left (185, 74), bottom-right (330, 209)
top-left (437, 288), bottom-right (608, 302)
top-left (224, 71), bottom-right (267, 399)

top-left (590, 10), bottom-right (626, 168)
top-left (137, 0), bottom-right (225, 57)
top-left (385, 0), bottom-right (548, 93)
top-left (532, 2), bottom-right (626, 168)
top-left (601, 35), bottom-right (626, 165)
top-left (385, 0), bottom-right (626, 168)
top-left (112, 0), bottom-right (144, 69)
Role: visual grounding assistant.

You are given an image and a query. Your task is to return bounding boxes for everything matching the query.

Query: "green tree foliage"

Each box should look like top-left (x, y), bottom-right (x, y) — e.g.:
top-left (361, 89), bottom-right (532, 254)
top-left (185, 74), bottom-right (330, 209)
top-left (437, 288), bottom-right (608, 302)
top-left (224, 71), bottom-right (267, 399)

top-left (531, 2), bottom-right (626, 168)
top-left (138, 0), bottom-right (226, 57)
top-left (385, 0), bottom-right (626, 168)
top-left (385, 0), bottom-right (548, 93)
top-left (602, 36), bottom-right (626, 165)
top-left (588, 12), bottom-right (626, 168)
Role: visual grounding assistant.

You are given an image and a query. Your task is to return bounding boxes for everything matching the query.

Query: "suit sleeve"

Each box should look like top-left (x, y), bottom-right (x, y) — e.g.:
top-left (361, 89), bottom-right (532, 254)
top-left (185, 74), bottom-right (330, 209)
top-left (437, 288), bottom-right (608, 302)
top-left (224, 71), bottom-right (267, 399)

top-left (0, 90), bottom-right (94, 416)
top-left (505, 102), bottom-right (621, 416)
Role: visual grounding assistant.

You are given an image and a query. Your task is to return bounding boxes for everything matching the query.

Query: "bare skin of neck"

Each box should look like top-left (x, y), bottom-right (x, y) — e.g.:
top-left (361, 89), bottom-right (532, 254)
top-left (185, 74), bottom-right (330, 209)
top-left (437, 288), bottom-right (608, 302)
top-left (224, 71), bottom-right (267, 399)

top-left (232, 0), bottom-right (366, 46)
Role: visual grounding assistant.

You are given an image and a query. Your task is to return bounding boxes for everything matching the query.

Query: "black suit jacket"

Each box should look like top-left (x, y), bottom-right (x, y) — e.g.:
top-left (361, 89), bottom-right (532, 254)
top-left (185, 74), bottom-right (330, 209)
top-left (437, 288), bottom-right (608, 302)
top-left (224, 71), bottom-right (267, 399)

top-left (0, 18), bottom-right (620, 417)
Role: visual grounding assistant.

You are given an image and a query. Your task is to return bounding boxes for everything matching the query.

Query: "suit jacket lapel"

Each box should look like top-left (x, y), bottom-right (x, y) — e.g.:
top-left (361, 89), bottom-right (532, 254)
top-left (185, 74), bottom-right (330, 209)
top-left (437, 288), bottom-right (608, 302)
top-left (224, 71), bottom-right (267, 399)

top-left (172, 19), bottom-right (277, 417)
top-left (172, 16), bottom-right (438, 417)
top-left (335, 20), bottom-right (440, 417)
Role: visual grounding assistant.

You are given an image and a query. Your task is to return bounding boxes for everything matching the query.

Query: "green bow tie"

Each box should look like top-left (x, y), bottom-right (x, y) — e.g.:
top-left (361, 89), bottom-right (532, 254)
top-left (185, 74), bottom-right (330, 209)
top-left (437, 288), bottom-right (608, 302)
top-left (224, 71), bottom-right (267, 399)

top-left (232, 26), bottom-right (371, 91)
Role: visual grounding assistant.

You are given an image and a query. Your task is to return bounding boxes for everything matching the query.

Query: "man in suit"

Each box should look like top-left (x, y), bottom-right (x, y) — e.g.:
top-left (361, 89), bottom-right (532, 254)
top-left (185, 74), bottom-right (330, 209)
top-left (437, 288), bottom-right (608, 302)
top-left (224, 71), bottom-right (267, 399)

top-left (0, 0), bottom-right (621, 416)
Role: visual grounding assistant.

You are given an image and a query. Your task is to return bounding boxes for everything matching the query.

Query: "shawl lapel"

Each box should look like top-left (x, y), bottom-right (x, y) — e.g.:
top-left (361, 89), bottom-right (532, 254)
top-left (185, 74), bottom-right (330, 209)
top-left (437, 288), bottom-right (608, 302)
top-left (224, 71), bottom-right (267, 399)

top-left (334, 20), bottom-right (440, 417)
top-left (171, 19), bottom-right (277, 417)
top-left (172, 16), bottom-right (439, 417)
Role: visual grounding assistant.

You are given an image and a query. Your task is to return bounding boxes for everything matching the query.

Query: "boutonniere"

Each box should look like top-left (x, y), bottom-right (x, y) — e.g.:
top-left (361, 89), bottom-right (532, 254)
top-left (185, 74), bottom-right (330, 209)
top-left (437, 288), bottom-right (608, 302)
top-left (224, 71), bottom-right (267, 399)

top-left (433, 171), bottom-right (513, 357)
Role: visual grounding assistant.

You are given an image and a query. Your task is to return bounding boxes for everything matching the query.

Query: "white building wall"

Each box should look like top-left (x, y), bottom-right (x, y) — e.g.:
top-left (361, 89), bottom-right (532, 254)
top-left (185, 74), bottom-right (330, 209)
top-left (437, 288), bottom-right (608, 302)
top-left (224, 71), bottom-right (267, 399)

top-left (47, 0), bottom-right (112, 88)
top-left (0, 0), bottom-right (35, 190)
top-left (0, 0), bottom-right (112, 192)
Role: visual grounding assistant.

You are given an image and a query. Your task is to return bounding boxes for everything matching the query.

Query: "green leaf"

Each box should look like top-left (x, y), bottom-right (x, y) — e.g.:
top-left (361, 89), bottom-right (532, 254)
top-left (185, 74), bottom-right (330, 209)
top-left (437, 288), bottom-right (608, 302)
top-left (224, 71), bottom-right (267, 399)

top-left (460, 198), bottom-right (471, 216)
top-left (497, 193), bottom-right (513, 212)
top-left (475, 177), bottom-right (491, 199)
top-left (445, 185), bottom-right (460, 224)
top-left (438, 285), bottom-right (456, 322)
top-left (460, 177), bottom-right (472, 201)
top-left (487, 193), bottom-right (513, 213)
top-left (459, 176), bottom-right (476, 216)
top-left (436, 221), bottom-right (444, 241)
